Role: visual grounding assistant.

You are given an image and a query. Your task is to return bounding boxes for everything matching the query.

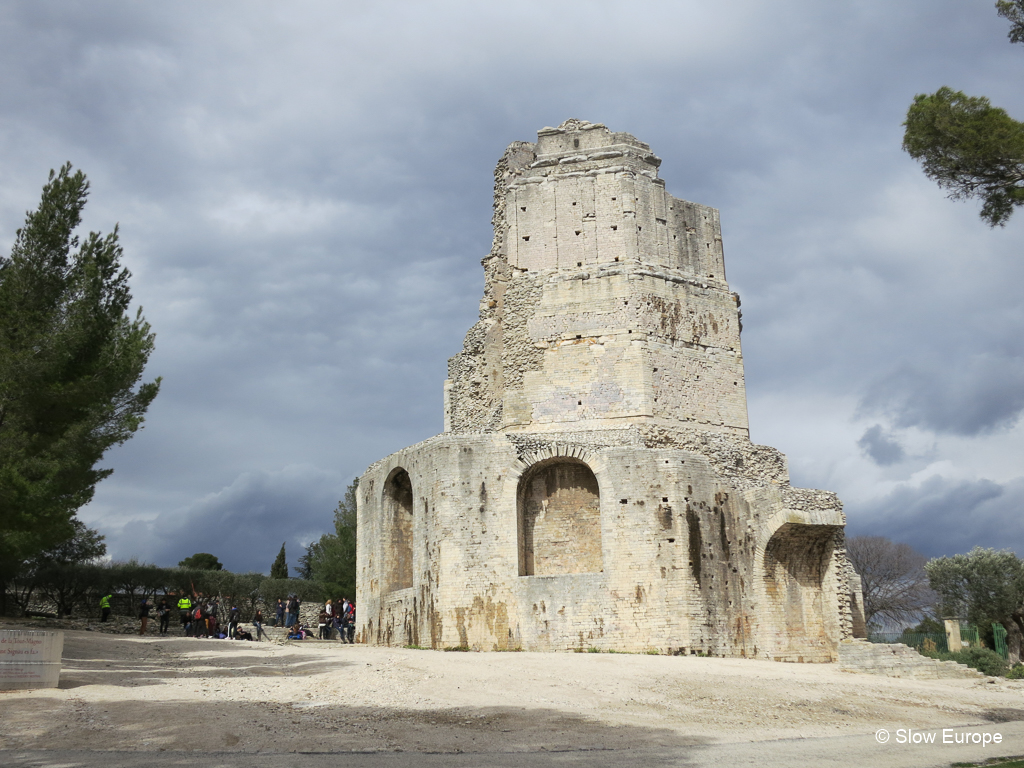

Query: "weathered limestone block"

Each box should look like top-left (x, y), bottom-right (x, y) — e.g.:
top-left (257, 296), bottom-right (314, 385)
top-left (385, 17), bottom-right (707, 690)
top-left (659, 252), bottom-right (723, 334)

top-left (359, 120), bottom-right (855, 661)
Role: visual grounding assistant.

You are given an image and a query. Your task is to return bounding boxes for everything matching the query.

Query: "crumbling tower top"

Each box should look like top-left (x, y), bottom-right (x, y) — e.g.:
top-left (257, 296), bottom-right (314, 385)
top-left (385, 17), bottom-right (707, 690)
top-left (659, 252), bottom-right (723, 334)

top-left (445, 121), bottom-right (748, 439)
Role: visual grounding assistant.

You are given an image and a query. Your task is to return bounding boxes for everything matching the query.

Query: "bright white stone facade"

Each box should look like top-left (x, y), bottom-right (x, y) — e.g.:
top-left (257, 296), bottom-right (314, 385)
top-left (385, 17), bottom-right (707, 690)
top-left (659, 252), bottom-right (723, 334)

top-left (357, 120), bottom-right (860, 660)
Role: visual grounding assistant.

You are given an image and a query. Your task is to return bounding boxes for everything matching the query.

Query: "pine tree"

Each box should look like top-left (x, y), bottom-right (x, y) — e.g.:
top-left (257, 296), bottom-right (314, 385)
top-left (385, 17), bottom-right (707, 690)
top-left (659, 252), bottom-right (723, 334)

top-left (902, 3), bottom-right (1024, 226)
top-left (270, 543), bottom-right (288, 579)
top-left (178, 552), bottom-right (223, 571)
top-left (0, 164), bottom-right (160, 609)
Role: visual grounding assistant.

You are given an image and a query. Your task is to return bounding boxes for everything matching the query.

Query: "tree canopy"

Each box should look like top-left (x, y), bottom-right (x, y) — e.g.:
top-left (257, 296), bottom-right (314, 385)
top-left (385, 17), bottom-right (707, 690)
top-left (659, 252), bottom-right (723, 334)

top-left (0, 164), bottom-right (160, 604)
top-left (902, 3), bottom-right (1024, 226)
top-left (298, 480), bottom-right (357, 599)
top-left (178, 552), bottom-right (223, 571)
top-left (926, 547), bottom-right (1024, 664)
top-left (997, 0), bottom-right (1024, 44)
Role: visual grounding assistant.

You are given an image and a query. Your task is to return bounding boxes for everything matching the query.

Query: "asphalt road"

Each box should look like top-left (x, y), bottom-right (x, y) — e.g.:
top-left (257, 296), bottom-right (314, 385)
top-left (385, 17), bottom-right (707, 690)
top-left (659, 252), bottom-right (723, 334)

top-left (5, 722), bottom-right (1024, 768)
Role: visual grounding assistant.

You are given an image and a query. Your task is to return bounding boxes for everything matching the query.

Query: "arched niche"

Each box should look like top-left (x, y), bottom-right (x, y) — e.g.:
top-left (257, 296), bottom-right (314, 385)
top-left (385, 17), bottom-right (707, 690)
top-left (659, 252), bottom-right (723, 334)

top-left (762, 522), bottom-right (840, 660)
top-left (383, 467), bottom-right (413, 592)
top-left (517, 457), bottom-right (602, 576)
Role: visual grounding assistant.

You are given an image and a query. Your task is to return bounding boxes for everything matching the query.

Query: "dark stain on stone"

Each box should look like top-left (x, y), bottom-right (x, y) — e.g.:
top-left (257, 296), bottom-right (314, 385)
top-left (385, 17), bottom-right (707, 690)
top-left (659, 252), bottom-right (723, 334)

top-left (687, 507), bottom-right (702, 585)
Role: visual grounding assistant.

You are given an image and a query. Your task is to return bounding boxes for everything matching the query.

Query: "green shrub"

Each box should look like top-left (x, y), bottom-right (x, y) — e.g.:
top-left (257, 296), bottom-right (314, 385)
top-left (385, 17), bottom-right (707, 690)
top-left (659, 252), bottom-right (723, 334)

top-left (1006, 663), bottom-right (1024, 679)
top-left (957, 647), bottom-right (1009, 677)
top-left (920, 646), bottom-right (1009, 677)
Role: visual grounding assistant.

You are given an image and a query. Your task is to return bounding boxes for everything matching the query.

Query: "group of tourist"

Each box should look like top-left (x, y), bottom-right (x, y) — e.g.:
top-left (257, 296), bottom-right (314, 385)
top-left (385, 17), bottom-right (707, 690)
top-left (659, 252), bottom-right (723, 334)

top-left (321, 598), bottom-right (356, 643)
top-left (280, 597), bottom-right (356, 642)
top-left (122, 592), bottom-right (356, 643)
top-left (168, 593), bottom-right (262, 640)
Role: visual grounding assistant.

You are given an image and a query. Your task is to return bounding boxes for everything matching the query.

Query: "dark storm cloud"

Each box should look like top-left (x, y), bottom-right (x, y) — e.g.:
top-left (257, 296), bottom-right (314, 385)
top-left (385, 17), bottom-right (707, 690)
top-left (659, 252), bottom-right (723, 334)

top-left (860, 355), bottom-right (1024, 436)
top-left (846, 476), bottom-right (1024, 558)
top-left (857, 425), bottom-right (906, 466)
top-left (108, 465), bottom-right (353, 574)
top-left (1, 0), bottom-right (1022, 567)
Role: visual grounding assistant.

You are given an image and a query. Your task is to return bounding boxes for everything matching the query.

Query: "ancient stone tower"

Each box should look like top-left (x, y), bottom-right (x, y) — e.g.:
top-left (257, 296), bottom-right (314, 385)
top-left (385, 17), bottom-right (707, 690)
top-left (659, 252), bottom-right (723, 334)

top-left (357, 119), bottom-right (856, 660)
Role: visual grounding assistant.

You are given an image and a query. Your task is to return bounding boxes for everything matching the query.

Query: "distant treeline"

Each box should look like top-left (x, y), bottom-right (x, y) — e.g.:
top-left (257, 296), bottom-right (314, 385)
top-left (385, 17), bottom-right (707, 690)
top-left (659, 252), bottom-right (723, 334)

top-left (5, 558), bottom-right (335, 622)
top-left (1, 480), bottom-right (358, 622)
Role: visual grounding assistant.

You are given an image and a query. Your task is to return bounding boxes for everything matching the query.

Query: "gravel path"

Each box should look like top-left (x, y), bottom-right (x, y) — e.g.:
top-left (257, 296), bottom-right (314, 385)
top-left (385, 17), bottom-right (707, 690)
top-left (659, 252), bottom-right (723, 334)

top-left (1, 625), bottom-right (1022, 762)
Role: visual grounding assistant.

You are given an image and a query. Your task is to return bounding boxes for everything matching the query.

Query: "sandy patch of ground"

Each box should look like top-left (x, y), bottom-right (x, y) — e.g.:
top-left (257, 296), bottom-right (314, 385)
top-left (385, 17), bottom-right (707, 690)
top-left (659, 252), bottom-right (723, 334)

top-left (2, 623), bottom-right (1023, 754)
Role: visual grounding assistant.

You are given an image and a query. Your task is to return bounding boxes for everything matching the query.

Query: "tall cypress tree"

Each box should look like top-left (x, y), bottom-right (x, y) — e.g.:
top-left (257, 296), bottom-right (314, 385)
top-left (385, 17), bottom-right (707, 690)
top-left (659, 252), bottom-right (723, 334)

top-left (0, 165), bottom-right (160, 606)
top-left (270, 543), bottom-right (288, 579)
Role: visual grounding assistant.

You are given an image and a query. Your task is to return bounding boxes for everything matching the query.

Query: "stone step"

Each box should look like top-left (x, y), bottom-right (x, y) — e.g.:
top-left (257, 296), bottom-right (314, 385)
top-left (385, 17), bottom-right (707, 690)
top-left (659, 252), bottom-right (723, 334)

top-left (838, 640), bottom-right (986, 679)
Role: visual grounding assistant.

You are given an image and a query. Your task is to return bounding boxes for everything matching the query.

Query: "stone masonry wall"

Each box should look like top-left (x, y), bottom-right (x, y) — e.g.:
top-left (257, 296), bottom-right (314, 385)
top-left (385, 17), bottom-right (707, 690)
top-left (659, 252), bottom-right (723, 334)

top-left (445, 120), bottom-right (747, 438)
top-left (358, 433), bottom-right (847, 660)
top-left (360, 120), bottom-right (851, 661)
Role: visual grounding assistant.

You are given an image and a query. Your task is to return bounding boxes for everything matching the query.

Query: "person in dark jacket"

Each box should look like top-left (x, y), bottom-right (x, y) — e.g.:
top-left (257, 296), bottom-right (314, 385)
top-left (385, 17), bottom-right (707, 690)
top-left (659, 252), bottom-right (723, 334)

top-left (253, 608), bottom-right (268, 641)
top-left (157, 598), bottom-right (171, 635)
top-left (344, 602), bottom-right (356, 644)
top-left (138, 597), bottom-right (152, 635)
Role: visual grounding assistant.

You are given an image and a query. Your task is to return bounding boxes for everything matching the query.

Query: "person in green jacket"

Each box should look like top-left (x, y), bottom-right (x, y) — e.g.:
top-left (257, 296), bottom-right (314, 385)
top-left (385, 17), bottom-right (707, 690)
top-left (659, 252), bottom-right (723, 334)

top-left (99, 594), bottom-right (112, 623)
top-left (177, 594), bottom-right (193, 635)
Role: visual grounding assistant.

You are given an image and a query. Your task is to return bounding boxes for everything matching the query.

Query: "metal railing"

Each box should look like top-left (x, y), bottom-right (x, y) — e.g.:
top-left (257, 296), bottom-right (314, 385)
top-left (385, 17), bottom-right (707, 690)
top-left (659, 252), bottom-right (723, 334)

top-left (867, 622), bottom-right (987, 655)
top-left (993, 623), bottom-right (1009, 660)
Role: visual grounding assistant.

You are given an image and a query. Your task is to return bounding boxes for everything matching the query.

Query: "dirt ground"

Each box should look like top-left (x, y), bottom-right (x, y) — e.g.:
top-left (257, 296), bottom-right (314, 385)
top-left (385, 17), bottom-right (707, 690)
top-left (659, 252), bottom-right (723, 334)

top-left (2, 622), bottom-right (1023, 755)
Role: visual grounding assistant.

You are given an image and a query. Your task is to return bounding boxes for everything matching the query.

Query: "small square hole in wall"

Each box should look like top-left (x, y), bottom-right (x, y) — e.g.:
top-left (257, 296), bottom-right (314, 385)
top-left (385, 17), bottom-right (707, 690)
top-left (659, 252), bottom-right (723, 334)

top-left (638, 226), bottom-right (642, 231)
top-left (572, 201), bottom-right (577, 206)
top-left (611, 225), bottom-right (618, 231)
top-left (577, 400), bottom-right (582, 405)
top-left (576, 335), bottom-right (581, 339)
top-left (522, 236), bottom-right (530, 241)
top-left (573, 138), bottom-right (579, 148)
top-left (628, 330), bottom-right (632, 333)
top-left (614, 257), bottom-right (620, 262)
top-left (521, 206), bottom-right (526, 211)
top-left (663, 497), bottom-right (669, 502)
top-left (612, 197), bottom-right (616, 201)
top-left (577, 260), bottom-right (582, 265)
top-left (620, 499), bottom-right (628, 504)
top-left (668, 538), bottom-right (675, 543)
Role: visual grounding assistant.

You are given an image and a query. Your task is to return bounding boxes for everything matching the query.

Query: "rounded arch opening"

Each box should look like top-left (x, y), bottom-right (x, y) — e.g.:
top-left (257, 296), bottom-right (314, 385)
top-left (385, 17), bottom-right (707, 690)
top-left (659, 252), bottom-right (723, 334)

top-left (383, 467), bottom-right (413, 592)
top-left (762, 522), bottom-right (840, 661)
top-left (517, 457), bottom-right (602, 576)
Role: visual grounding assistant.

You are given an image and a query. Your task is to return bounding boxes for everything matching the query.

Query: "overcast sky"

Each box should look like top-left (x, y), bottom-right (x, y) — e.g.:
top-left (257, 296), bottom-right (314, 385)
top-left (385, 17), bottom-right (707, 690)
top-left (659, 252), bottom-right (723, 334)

top-left (1, 1), bottom-right (1021, 573)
